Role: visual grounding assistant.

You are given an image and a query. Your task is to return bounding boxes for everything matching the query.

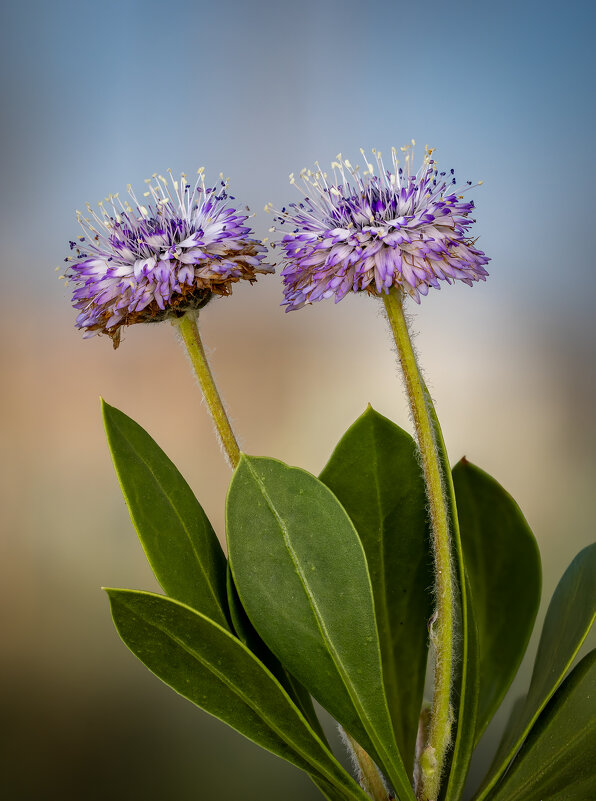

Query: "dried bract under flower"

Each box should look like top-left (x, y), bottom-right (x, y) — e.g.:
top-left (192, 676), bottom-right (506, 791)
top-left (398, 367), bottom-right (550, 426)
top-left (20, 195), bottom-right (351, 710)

top-left (270, 144), bottom-right (490, 311)
top-left (64, 170), bottom-right (272, 346)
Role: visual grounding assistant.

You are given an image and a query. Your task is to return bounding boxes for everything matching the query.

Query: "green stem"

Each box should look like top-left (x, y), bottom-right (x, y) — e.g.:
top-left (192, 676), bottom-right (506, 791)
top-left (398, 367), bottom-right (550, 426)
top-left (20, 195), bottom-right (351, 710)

top-left (383, 288), bottom-right (454, 801)
top-left (174, 311), bottom-right (241, 468)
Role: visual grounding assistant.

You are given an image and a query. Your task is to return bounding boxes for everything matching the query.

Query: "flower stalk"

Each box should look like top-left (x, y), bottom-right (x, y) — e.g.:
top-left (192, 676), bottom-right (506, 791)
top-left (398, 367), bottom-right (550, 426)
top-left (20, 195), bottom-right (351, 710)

top-left (383, 287), bottom-right (454, 801)
top-left (174, 311), bottom-right (240, 468)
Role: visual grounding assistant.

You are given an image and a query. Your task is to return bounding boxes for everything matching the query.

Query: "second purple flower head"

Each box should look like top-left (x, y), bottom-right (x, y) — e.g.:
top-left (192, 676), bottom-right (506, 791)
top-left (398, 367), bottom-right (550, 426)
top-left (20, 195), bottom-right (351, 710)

top-left (270, 144), bottom-right (490, 311)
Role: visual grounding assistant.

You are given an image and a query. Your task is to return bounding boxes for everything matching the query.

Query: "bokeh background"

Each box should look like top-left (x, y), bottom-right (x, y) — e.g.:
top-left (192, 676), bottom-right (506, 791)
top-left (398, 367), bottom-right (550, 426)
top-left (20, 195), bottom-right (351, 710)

top-left (1, 0), bottom-right (594, 798)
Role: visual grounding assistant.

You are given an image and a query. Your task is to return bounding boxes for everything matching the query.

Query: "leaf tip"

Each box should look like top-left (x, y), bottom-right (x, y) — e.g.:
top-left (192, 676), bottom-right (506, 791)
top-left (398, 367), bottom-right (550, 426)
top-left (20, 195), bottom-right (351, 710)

top-left (453, 455), bottom-right (475, 475)
top-left (100, 396), bottom-right (116, 428)
top-left (103, 587), bottom-right (119, 612)
top-left (358, 404), bottom-right (384, 428)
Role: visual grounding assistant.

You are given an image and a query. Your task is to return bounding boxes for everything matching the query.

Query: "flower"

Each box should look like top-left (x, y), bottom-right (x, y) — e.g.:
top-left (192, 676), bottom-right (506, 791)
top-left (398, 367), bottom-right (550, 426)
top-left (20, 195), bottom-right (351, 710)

top-left (64, 170), bottom-right (273, 347)
top-left (270, 144), bottom-right (490, 311)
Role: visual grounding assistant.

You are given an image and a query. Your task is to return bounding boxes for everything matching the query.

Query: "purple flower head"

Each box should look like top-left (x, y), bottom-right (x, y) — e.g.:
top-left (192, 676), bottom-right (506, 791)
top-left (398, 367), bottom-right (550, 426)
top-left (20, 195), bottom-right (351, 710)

top-left (270, 144), bottom-right (490, 311)
top-left (65, 170), bottom-right (273, 347)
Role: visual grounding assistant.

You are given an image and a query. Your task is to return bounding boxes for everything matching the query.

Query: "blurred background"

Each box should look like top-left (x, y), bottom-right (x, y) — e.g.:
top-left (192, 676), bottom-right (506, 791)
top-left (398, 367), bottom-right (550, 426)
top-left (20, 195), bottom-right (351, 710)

top-left (1, 0), bottom-right (594, 798)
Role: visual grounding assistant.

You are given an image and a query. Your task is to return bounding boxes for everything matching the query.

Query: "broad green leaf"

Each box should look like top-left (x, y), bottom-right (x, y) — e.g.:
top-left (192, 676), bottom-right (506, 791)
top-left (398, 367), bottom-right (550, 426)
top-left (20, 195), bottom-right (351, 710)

top-left (453, 459), bottom-right (541, 742)
top-left (487, 650), bottom-right (596, 801)
top-left (420, 387), bottom-right (478, 801)
top-left (102, 400), bottom-right (229, 629)
top-left (106, 589), bottom-right (369, 801)
top-left (319, 407), bottom-right (432, 772)
top-left (226, 565), bottom-right (328, 745)
top-left (227, 455), bottom-right (415, 801)
top-left (474, 543), bottom-right (596, 801)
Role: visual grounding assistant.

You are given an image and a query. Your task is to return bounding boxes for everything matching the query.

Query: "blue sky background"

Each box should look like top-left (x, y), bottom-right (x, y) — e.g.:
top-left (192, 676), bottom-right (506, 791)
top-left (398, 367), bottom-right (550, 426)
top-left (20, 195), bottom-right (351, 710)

top-left (1, 2), bottom-right (594, 799)
top-left (2, 0), bottom-right (595, 320)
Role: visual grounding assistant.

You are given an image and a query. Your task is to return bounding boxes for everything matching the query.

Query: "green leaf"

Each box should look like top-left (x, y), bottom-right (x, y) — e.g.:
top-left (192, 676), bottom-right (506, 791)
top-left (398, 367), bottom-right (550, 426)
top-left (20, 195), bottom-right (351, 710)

top-left (319, 407), bottom-right (432, 772)
top-left (226, 455), bottom-right (415, 801)
top-left (474, 543), bottom-right (596, 801)
top-left (226, 565), bottom-right (328, 745)
top-left (106, 588), bottom-right (369, 801)
top-left (452, 459), bottom-right (541, 742)
top-left (419, 388), bottom-right (478, 801)
top-left (487, 650), bottom-right (596, 801)
top-left (102, 400), bottom-right (229, 629)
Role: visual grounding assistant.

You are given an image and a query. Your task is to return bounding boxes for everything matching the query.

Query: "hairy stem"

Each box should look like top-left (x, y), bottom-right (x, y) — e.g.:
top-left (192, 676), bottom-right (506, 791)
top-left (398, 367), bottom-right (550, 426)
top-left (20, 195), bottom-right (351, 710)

top-left (174, 311), bottom-right (241, 468)
top-left (383, 287), bottom-right (454, 801)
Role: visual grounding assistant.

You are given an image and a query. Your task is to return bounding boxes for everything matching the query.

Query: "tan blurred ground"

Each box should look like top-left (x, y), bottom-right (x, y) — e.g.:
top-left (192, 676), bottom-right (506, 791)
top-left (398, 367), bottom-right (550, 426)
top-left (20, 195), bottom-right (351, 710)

top-left (1, 281), bottom-right (594, 799)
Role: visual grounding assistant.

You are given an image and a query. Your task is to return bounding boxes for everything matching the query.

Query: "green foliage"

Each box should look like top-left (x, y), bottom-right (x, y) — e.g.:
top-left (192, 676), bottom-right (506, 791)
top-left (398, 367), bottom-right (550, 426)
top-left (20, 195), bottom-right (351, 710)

top-left (474, 542), bottom-right (596, 801)
top-left (226, 454), bottom-right (414, 801)
top-left (319, 407), bottom-right (432, 772)
top-left (102, 403), bottom-right (595, 801)
top-left (106, 589), bottom-right (369, 801)
top-left (487, 650), bottom-right (596, 801)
